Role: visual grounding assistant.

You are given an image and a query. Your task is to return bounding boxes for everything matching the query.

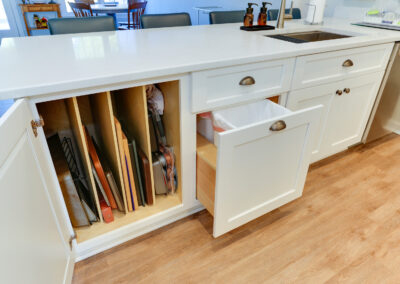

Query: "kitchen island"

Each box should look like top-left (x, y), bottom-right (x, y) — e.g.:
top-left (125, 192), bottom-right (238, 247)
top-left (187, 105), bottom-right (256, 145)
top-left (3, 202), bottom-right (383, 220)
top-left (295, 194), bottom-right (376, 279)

top-left (1, 18), bottom-right (400, 284)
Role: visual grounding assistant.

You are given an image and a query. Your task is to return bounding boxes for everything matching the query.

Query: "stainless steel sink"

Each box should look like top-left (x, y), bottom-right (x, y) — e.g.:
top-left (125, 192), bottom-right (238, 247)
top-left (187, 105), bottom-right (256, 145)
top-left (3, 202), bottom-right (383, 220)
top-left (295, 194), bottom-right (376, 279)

top-left (267, 31), bottom-right (351, 44)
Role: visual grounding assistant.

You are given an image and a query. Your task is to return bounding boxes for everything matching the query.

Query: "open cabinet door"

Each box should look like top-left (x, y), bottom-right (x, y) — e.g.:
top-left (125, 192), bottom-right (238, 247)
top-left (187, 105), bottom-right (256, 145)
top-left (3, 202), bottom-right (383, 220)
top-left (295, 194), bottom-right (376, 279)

top-left (0, 100), bottom-right (74, 284)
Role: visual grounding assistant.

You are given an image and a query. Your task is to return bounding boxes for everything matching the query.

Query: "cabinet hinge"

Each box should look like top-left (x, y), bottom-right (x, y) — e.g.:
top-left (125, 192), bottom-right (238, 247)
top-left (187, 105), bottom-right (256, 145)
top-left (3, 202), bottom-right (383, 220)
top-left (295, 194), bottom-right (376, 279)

top-left (69, 232), bottom-right (77, 251)
top-left (31, 115), bottom-right (44, 138)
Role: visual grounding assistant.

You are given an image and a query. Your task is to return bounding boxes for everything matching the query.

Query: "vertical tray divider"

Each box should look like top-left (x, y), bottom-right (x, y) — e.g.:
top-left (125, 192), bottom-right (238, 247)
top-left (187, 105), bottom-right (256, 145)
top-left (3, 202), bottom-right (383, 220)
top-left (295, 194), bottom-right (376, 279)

top-left (113, 86), bottom-right (156, 204)
top-left (90, 92), bottom-right (129, 214)
top-left (65, 97), bottom-right (103, 223)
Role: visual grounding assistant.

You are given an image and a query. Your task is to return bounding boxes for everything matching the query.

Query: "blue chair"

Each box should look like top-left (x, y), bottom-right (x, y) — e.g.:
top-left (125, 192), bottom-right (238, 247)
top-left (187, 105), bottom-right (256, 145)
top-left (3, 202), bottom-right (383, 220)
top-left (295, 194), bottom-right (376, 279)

top-left (141, 13), bottom-right (192, 29)
top-left (209, 10), bottom-right (245, 25)
top-left (48, 16), bottom-right (116, 35)
top-left (268, 8), bottom-right (301, 21)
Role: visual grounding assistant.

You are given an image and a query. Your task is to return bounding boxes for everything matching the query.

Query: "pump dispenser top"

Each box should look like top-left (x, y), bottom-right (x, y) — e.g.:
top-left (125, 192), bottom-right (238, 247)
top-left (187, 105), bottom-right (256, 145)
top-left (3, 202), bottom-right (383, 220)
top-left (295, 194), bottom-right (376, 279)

top-left (258, 2), bottom-right (272, 26)
top-left (244, 3), bottom-right (258, 27)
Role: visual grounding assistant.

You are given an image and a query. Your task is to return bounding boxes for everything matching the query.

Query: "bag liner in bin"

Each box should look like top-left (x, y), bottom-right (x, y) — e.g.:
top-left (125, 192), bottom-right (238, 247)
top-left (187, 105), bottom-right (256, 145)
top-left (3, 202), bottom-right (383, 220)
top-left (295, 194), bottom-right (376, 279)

top-left (212, 100), bottom-right (292, 131)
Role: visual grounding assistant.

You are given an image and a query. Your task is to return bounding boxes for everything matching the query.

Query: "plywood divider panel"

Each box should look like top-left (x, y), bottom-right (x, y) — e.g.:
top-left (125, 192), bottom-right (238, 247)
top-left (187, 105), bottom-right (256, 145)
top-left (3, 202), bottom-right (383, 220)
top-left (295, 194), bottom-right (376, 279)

top-left (65, 98), bottom-right (103, 222)
top-left (196, 133), bottom-right (216, 216)
top-left (90, 92), bottom-right (128, 214)
top-left (159, 81), bottom-right (182, 201)
top-left (113, 86), bottom-right (155, 204)
top-left (37, 100), bottom-right (71, 137)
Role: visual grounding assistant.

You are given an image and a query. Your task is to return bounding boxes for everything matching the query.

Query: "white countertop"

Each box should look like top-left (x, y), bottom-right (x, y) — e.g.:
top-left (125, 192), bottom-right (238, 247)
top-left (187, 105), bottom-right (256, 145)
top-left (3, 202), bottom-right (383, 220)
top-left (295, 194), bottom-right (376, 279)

top-left (1, 18), bottom-right (400, 100)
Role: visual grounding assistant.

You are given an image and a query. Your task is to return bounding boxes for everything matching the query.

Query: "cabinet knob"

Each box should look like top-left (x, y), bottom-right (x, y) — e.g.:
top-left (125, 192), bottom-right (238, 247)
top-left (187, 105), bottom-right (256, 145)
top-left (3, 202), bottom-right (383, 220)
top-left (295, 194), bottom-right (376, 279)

top-left (344, 88), bottom-right (350, 94)
top-left (239, 76), bottom-right (256, 86)
top-left (270, 120), bottom-right (287, 132)
top-left (336, 90), bottom-right (343, 96)
top-left (342, 59), bottom-right (354, 67)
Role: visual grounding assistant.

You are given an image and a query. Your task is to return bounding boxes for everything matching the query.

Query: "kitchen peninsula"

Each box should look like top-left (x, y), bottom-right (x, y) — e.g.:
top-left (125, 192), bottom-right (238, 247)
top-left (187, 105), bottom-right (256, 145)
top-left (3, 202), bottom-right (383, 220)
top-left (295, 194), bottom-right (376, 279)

top-left (1, 18), bottom-right (400, 284)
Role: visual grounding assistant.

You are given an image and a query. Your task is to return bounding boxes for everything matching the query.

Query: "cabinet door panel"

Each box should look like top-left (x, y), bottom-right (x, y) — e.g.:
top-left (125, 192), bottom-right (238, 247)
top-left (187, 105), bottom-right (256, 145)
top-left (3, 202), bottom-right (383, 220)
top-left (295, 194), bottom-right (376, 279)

top-left (287, 86), bottom-right (334, 163)
top-left (323, 72), bottom-right (384, 157)
top-left (213, 105), bottom-right (321, 237)
top-left (0, 100), bottom-right (74, 284)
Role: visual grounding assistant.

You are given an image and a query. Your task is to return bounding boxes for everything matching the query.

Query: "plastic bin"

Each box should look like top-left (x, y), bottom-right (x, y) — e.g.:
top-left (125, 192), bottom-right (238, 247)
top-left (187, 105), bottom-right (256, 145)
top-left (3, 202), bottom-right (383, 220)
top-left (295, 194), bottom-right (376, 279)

top-left (212, 100), bottom-right (292, 131)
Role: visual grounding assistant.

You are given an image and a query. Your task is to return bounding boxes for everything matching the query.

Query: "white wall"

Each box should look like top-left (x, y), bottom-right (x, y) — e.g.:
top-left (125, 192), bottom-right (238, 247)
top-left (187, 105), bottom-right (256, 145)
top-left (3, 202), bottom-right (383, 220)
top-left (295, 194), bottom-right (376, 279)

top-left (324, 0), bottom-right (400, 19)
top-left (296, 0), bottom-right (400, 20)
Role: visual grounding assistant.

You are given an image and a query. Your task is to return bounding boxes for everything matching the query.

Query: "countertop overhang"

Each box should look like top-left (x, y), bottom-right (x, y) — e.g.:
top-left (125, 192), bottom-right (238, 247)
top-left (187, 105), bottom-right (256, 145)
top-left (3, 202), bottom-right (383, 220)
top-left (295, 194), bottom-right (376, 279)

top-left (1, 18), bottom-right (400, 100)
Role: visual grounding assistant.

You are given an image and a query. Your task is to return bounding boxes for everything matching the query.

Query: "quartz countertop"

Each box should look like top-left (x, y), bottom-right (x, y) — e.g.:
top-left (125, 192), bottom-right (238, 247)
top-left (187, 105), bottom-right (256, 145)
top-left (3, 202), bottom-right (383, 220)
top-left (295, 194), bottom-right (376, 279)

top-left (1, 18), bottom-right (400, 99)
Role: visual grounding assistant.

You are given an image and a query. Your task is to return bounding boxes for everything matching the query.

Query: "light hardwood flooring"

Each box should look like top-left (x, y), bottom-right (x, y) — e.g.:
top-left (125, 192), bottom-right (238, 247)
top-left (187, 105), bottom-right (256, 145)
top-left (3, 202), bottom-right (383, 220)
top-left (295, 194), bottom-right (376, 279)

top-left (73, 134), bottom-right (400, 284)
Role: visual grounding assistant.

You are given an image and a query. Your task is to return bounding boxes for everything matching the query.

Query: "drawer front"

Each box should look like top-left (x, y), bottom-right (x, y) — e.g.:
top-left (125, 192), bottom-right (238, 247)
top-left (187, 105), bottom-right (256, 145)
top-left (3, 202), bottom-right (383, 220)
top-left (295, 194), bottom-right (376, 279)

top-left (210, 104), bottom-right (322, 237)
top-left (192, 58), bottom-right (295, 113)
top-left (292, 43), bottom-right (393, 90)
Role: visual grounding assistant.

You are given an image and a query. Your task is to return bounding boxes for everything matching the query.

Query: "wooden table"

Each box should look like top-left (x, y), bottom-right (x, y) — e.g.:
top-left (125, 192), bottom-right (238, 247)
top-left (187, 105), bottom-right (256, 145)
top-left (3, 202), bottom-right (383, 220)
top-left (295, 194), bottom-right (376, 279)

top-left (19, 4), bottom-right (61, 36)
top-left (91, 3), bottom-right (128, 28)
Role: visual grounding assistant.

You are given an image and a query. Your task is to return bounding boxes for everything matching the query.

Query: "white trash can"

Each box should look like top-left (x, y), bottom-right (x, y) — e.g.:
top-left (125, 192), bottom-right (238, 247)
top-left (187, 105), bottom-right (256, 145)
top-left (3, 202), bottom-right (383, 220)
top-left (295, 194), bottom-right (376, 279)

top-left (212, 100), bottom-right (292, 132)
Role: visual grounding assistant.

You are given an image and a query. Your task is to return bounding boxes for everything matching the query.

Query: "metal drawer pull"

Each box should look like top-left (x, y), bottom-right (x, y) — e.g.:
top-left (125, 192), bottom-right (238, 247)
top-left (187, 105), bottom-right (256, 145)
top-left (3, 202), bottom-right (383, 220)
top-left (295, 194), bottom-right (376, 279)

top-left (239, 76), bottom-right (256, 86)
top-left (342, 59), bottom-right (354, 67)
top-left (270, 120), bottom-right (287, 132)
top-left (344, 88), bottom-right (351, 94)
top-left (336, 90), bottom-right (343, 96)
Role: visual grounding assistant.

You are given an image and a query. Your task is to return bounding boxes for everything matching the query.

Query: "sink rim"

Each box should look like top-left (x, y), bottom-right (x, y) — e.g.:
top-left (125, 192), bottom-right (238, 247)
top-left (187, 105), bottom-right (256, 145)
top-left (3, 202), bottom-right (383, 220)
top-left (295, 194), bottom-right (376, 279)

top-left (266, 30), bottom-right (353, 44)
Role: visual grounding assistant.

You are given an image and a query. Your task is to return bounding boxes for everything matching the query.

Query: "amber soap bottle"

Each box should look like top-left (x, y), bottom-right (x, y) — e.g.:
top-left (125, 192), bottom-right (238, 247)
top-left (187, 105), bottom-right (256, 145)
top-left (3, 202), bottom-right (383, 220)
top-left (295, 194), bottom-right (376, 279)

top-left (244, 3), bottom-right (258, 27)
top-left (258, 2), bottom-right (272, 26)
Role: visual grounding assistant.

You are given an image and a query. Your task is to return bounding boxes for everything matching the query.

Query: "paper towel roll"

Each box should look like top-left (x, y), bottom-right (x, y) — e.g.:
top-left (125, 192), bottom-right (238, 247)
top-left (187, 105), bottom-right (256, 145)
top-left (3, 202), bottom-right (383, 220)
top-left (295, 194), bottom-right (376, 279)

top-left (306, 0), bottom-right (326, 24)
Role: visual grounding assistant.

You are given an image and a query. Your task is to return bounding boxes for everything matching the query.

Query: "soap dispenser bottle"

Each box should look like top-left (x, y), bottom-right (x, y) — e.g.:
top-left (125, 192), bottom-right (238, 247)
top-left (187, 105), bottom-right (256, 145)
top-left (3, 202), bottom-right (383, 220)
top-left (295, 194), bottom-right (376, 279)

top-left (258, 2), bottom-right (272, 26)
top-left (244, 3), bottom-right (258, 27)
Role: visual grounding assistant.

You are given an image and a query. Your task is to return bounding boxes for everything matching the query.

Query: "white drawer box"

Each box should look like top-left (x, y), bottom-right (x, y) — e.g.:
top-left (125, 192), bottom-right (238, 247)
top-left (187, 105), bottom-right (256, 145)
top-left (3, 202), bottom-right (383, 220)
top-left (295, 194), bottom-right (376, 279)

top-left (197, 100), bottom-right (322, 237)
top-left (292, 43), bottom-right (393, 90)
top-left (191, 58), bottom-right (295, 113)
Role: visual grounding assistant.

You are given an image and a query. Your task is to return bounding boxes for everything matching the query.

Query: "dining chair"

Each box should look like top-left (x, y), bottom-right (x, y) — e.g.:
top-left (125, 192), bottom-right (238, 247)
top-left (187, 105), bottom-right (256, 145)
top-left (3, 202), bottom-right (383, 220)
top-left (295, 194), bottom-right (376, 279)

top-left (68, 2), bottom-right (94, 17)
top-left (119, 0), bottom-right (147, 30)
top-left (48, 16), bottom-right (116, 35)
top-left (141, 13), bottom-right (192, 29)
top-left (268, 8), bottom-right (301, 21)
top-left (209, 10), bottom-right (245, 25)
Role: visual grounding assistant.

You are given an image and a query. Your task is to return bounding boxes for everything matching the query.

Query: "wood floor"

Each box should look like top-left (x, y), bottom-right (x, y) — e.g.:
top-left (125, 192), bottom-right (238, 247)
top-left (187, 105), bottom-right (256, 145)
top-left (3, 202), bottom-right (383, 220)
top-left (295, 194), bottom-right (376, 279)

top-left (73, 134), bottom-right (400, 284)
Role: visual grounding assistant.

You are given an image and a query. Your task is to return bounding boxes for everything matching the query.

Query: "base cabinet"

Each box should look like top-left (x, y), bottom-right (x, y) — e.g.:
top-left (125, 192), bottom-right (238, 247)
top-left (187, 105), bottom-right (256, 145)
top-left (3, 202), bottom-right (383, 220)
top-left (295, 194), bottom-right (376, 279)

top-left (287, 72), bottom-right (385, 162)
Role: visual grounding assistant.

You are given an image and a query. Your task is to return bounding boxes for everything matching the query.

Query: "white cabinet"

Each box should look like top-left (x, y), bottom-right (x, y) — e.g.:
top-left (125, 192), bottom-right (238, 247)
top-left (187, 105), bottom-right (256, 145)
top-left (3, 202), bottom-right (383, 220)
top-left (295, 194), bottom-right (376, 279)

top-left (0, 100), bottom-right (74, 284)
top-left (323, 72), bottom-right (384, 157)
top-left (287, 72), bottom-right (385, 162)
top-left (197, 100), bottom-right (322, 237)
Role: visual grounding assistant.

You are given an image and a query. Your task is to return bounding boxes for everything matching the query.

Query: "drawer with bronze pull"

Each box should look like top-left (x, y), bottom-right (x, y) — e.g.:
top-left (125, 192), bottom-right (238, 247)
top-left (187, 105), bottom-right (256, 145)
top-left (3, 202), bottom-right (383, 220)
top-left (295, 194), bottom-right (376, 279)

top-left (292, 43), bottom-right (393, 90)
top-left (191, 58), bottom-right (295, 113)
top-left (196, 98), bottom-right (322, 237)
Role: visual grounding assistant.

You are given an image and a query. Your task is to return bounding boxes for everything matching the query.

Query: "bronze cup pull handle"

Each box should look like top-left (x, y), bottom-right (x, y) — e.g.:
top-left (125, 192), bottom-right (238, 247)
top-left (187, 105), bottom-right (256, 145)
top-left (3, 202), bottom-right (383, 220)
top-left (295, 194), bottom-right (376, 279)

top-left (270, 120), bottom-right (287, 132)
top-left (239, 76), bottom-right (256, 86)
top-left (342, 59), bottom-right (354, 67)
